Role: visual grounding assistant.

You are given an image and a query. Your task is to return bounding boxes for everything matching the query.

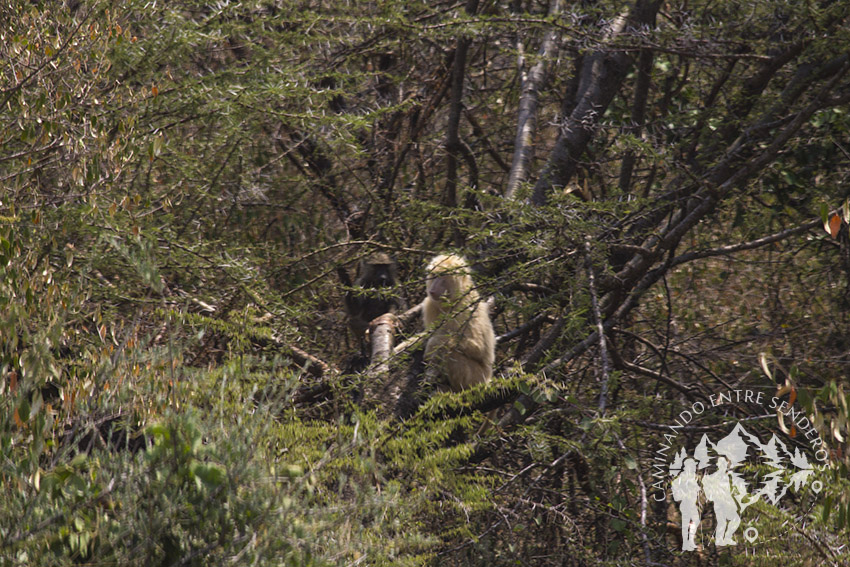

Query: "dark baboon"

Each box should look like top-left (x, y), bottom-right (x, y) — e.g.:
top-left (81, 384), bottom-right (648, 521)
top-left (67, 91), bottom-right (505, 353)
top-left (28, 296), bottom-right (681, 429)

top-left (422, 254), bottom-right (495, 392)
top-left (341, 253), bottom-right (400, 349)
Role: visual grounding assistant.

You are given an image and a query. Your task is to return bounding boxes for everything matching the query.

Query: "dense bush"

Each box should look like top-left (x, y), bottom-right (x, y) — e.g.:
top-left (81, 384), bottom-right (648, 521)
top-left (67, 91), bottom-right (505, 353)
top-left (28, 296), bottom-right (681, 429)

top-left (2, 0), bottom-right (850, 565)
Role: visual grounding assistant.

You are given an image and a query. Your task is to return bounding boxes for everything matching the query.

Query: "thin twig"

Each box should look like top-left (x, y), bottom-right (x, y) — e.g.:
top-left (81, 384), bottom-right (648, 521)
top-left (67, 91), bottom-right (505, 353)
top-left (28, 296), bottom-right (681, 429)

top-left (585, 238), bottom-right (610, 413)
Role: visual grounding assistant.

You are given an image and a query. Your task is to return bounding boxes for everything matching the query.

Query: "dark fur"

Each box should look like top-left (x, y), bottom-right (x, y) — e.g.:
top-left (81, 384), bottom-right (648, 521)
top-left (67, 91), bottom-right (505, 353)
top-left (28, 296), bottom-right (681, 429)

top-left (343, 253), bottom-right (400, 349)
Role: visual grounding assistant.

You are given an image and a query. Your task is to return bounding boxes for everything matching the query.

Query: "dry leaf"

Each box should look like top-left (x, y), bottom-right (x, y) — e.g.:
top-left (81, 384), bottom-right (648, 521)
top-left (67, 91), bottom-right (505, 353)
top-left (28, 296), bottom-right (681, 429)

top-left (829, 214), bottom-right (842, 239)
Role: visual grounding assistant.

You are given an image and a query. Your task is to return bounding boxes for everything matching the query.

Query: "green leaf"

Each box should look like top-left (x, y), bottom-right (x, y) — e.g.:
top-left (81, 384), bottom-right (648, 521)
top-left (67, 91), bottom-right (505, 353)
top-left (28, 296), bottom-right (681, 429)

top-left (513, 400), bottom-right (527, 416)
top-left (820, 202), bottom-right (830, 234)
top-left (281, 464), bottom-right (304, 478)
top-left (190, 461), bottom-right (226, 488)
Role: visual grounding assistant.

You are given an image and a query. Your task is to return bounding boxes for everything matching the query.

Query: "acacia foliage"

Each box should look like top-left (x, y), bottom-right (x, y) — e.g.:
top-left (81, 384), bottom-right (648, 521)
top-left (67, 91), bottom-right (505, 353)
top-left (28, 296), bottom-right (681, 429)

top-left (1, 0), bottom-right (850, 565)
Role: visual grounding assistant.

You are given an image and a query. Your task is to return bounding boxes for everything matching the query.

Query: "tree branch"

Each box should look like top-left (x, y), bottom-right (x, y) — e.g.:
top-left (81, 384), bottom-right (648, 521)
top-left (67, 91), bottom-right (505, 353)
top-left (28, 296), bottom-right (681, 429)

top-left (585, 238), bottom-right (611, 412)
top-left (670, 218), bottom-right (822, 268)
top-left (444, 0), bottom-right (480, 210)
top-left (504, 0), bottom-right (562, 200)
top-left (531, 0), bottom-right (662, 205)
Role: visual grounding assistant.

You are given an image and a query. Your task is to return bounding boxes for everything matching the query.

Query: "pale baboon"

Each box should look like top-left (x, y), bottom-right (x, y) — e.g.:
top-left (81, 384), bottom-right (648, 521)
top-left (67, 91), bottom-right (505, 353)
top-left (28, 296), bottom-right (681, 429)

top-left (341, 253), bottom-right (400, 349)
top-left (423, 254), bottom-right (495, 392)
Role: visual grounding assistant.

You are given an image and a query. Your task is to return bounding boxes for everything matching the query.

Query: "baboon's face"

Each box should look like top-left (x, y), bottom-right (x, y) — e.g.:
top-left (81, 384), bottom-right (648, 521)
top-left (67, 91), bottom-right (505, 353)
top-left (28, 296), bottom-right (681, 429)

top-left (425, 254), bottom-right (472, 304)
top-left (368, 263), bottom-right (395, 287)
top-left (357, 256), bottom-right (397, 289)
top-left (426, 274), bottom-right (456, 302)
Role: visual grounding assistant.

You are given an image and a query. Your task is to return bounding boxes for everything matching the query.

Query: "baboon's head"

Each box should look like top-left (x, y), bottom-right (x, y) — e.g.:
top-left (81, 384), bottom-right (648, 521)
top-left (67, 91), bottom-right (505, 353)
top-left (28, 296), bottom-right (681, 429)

top-left (425, 254), bottom-right (473, 303)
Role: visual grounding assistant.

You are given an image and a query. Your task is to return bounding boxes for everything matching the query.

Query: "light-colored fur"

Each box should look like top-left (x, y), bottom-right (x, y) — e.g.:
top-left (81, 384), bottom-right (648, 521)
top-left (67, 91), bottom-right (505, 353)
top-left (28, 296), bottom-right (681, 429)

top-left (423, 254), bottom-right (495, 392)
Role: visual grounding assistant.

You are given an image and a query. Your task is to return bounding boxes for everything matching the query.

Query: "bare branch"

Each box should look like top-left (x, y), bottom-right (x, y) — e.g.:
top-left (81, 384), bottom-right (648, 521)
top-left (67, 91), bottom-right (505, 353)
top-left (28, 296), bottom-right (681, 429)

top-left (496, 311), bottom-right (552, 344)
top-left (616, 358), bottom-right (697, 399)
top-left (670, 218), bottom-right (823, 268)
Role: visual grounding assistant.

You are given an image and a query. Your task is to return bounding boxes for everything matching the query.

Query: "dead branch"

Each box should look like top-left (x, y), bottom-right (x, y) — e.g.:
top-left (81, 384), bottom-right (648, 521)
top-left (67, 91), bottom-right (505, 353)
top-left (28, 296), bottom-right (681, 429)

top-left (368, 313), bottom-right (398, 377)
top-left (267, 334), bottom-right (333, 378)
